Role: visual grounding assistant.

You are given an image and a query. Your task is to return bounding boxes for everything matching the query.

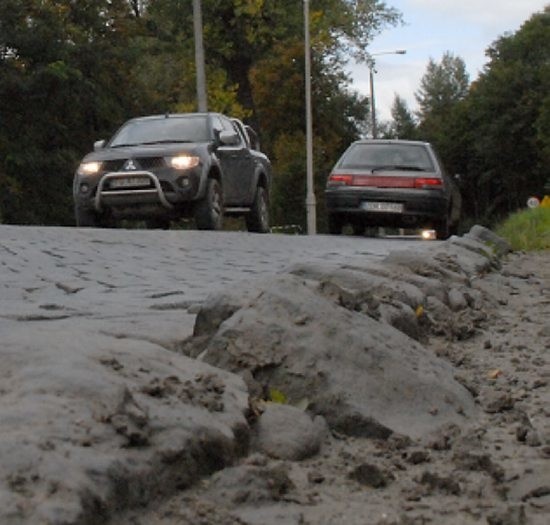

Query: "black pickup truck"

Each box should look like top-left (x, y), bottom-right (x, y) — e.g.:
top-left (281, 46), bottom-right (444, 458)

top-left (73, 112), bottom-right (272, 232)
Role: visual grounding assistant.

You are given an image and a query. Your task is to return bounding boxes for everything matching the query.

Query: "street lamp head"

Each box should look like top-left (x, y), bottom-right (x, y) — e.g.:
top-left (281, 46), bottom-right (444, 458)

top-left (371, 49), bottom-right (407, 57)
top-left (368, 49), bottom-right (406, 140)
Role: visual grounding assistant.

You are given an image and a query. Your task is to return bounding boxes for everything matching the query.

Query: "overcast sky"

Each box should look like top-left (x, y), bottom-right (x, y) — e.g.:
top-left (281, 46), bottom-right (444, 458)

top-left (347, 0), bottom-right (549, 123)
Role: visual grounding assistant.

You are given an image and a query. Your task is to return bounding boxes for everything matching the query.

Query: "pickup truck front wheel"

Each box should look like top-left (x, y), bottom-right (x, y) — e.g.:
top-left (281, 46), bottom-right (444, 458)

top-left (195, 178), bottom-right (223, 230)
top-left (246, 186), bottom-right (270, 233)
top-left (75, 205), bottom-right (99, 227)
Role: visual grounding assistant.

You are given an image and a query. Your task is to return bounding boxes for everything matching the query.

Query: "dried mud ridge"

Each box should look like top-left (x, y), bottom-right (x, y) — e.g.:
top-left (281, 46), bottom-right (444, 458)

top-left (125, 226), bottom-right (548, 525)
top-left (1, 226), bottom-right (548, 525)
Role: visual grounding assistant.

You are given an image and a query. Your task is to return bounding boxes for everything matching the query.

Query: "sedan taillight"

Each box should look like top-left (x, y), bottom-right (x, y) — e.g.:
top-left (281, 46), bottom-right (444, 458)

top-left (414, 177), bottom-right (443, 189)
top-left (328, 173), bottom-right (443, 189)
top-left (327, 174), bottom-right (353, 186)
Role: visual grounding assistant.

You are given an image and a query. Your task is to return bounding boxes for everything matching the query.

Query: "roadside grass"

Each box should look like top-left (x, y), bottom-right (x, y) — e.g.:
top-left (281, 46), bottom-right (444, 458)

top-left (495, 206), bottom-right (550, 251)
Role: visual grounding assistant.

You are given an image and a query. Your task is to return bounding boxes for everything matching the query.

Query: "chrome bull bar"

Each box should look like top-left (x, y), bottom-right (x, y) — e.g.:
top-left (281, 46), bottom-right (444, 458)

top-left (94, 171), bottom-right (173, 212)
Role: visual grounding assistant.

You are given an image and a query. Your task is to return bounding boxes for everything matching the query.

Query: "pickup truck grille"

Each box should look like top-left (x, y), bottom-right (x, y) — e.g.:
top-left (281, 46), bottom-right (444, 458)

top-left (102, 157), bottom-right (166, 172)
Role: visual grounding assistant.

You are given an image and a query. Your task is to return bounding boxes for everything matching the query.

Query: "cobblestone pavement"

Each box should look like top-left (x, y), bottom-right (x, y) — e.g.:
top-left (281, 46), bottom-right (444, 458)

top-left (0, 225), bottom-right (430, 345)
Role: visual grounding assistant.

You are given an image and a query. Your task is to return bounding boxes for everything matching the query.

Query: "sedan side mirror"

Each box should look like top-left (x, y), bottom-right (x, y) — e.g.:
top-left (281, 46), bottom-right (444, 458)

top-left (94, 140), bottom-right (106, 151)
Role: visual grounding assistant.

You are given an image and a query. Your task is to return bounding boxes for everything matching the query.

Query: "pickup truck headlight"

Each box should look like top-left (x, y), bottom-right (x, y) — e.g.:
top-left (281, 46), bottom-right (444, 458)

top-left (170, 155), bottom-right (200, 169)
top-left (78, 161), bottom-right (102, 175)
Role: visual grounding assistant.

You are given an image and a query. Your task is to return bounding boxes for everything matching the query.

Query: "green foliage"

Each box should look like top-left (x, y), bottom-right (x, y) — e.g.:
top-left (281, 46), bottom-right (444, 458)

top-left (414, 52), bottom-right (469, 148)
top-left (0, 0), bottom-right (144, 223)
top-left (536, 94), bottom-right (550, 164)
top-left (415, 52), bottom-right (469, 120)
top-left (449, 7), bottom-right (550, 224)
top-left (470, 8), bottom-right (549, 217)
top-left (384, 95), bottom-right (417, 139)
top-left (495, 207), bottom-right (550, 251)
top-left (270, 132), bottom-right (308, 228)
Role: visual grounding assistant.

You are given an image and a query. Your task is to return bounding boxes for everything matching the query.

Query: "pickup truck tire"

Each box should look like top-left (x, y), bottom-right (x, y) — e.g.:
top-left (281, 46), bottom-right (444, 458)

top-left (146, 219), bottom-right (171, 230)
top-left (195, 178), bottom-right (223, 230)
top-left (75, 205), bottom-right (99, 227)
top-left (245, 186), bottom-right (270, 233)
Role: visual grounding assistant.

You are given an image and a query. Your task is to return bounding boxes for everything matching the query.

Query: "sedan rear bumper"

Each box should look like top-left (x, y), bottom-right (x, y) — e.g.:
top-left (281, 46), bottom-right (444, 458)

top-left (325, 187), bottom-right (448, 227)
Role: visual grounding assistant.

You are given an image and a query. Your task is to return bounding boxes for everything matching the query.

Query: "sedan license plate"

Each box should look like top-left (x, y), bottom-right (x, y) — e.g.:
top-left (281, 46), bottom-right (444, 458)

top-left (361, 201), bottom-right (404, 213)
top-left (109, 177), bottom-right (149, 189)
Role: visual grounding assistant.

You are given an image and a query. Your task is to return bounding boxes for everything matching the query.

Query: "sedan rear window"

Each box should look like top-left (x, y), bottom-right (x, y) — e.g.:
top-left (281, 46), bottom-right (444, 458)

top-left (109, 116), bottom-right (211, 147)
top-left (339, 143), bottom-right (435, 171)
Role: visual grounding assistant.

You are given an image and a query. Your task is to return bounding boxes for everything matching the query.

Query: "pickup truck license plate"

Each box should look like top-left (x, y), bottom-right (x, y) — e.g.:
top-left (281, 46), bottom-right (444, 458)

top-left (361, 201), bottom-right (404, 213)
top-left (110, 177), bottom-right (149, 189)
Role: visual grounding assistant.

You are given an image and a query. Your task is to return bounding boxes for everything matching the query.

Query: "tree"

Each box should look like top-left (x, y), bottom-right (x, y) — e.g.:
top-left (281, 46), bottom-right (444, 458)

top-left (415, 52), bottom-right (469, 121)
top-left (461, 6), bottom-right (550, 222)
top-left (197, 0), bottom-right (401, 117)
top-left (386, 95), bottom-right (417, 139)
top-left (414, 52), bottom-right (470, 151)
top-left (411, 7), bottom-right (550, 226)
top-left (0, 0), bottom-right (144, 224)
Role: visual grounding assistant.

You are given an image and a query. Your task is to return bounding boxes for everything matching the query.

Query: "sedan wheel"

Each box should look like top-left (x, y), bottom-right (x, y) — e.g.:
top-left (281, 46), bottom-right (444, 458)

top-left (435, 217), bottom-right (450, 239)
top-left (327, 214), bottom-right (343, 235)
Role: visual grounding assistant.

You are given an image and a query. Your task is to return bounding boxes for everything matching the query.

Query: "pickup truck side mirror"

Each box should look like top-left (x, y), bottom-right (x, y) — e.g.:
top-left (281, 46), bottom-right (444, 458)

top-left (94, 140), bottom-right (106, 151)
top-left (219, 130), bottom-right (239, 146)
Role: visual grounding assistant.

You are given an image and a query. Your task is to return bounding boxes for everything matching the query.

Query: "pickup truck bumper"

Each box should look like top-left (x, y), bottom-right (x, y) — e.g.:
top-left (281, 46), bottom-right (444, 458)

top-left (74, 168), bottom-right (201, 219)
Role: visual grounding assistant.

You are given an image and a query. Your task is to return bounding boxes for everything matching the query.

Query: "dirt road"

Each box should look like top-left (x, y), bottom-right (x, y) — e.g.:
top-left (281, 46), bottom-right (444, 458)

top-left (118, 249), bottom-right (549, 524)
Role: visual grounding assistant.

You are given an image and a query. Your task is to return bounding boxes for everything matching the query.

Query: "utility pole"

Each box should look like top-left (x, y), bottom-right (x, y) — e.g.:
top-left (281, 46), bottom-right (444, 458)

top-left (304, 0), bottom-right (317, 235)
top-left (193, 0), bottom-right (207, 112)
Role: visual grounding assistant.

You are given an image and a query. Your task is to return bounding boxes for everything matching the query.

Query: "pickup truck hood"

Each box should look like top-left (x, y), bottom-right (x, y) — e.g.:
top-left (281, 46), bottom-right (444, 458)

top-left (82, 142), bottom-right (210, 162)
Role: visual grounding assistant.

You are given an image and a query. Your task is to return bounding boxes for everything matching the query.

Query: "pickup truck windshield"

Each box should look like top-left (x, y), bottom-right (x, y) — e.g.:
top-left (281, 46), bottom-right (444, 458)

top-left (109, 116), bottom-right (211, 147)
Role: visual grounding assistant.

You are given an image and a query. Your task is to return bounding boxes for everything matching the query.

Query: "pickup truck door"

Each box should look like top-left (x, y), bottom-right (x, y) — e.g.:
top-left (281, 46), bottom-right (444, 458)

top-left (216, 119), bottom-right (255, 206)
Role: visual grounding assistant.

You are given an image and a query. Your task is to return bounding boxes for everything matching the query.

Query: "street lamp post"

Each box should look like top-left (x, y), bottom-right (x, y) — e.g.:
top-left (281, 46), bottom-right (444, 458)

top-left (304, 0), bottom-right (316, 235)
top-left (193, 0), bottom-right (207, 112)
top-left (369, 63), bottom-right (377, 139)
top-left (368, 49), bottom-right (406, 139)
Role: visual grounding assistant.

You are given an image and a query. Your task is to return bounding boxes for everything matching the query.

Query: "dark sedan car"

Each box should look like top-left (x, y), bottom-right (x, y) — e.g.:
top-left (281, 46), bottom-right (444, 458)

top-left (73, 112), bottom-right (272, 232)
top-left (325, 140), bottom-right (461, 238)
